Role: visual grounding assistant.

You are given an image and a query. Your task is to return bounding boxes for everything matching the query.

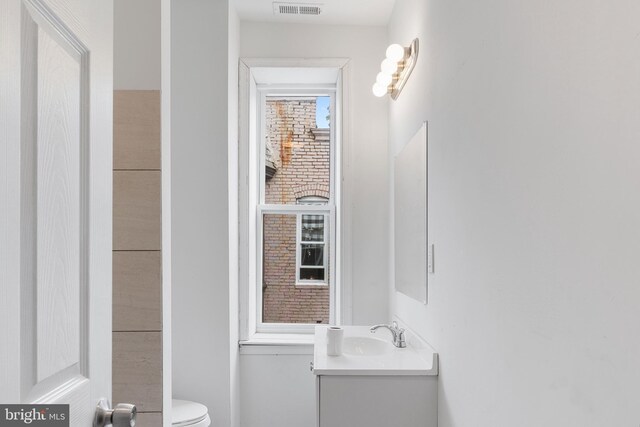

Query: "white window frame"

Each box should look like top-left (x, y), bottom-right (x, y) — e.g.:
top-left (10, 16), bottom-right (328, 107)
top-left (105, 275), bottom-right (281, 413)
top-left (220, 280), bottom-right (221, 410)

top-left (256, 205), bottom-right (334, 334)
top-left (256, 89), bottom-right (336, 334)
top-left (238, 59), bottom-right (352, 343)
top-left (296, 212), bottom-right (329, 286)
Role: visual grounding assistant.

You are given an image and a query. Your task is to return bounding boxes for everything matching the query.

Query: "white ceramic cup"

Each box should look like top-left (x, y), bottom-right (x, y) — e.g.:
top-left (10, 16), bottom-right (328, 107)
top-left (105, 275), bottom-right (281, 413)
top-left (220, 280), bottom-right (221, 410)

top-left (326, 326), bottom-right (344, 356)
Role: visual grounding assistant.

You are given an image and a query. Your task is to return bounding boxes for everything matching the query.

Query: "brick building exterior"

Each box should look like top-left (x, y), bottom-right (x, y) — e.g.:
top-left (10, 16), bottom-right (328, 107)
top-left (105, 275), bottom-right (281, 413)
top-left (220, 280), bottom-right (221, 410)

top-left (262, 98), bottom-right (331, 324)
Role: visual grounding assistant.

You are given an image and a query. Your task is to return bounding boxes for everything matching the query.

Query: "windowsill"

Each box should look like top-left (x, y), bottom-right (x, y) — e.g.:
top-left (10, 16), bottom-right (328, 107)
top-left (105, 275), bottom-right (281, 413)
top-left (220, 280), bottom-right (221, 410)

top-left (294, 283), bottom-right (328, 289)
top-left (239, 333), bottom-right (315, 355)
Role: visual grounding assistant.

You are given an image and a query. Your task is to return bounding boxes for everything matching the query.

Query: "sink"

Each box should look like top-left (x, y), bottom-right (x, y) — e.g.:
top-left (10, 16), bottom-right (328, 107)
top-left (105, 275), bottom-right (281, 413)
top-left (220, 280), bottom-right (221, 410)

top-left (313, 325), bottom-right (438, 376)
top-left (342, 336), bottom-right (391, 356)
top-left (313, 326), bottom-right (439, 427)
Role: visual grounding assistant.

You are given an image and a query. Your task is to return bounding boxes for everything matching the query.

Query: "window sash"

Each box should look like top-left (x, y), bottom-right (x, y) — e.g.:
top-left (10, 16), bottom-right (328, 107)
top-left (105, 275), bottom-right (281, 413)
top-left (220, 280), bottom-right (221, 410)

top-left (253, 88), bottom-right (338, 335)
top-left (257, 204), bottom-right (335, 332)
top-left (258, 91), bottom-right (336, 206)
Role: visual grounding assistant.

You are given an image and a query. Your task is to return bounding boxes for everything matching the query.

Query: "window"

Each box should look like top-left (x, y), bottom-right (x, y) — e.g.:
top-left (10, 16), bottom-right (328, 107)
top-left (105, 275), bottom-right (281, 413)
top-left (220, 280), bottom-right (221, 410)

top-left (258, 93), bottom-right (335, 328)
top-left (298, 214), bottom-right (326, 283)
top-left (239, 62), bottom-right (349, 340)
top-left (296, 197), bottom-right (329, 285)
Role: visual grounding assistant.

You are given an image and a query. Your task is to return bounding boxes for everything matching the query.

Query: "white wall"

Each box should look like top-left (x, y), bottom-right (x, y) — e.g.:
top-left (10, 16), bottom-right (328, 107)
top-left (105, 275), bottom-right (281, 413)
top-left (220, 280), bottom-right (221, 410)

top-left (114, 0), bottom-right (160, 90)
top-left (241, 21), bottom-right (390, 326)
top-left (388, 0), bottom-right (640, 425)
top-left (171, 1), bottom-right (239, 426)
top-left (228, 3), bottom-right (241, 427)
top-left (239, 22), bottom-right (389, 427)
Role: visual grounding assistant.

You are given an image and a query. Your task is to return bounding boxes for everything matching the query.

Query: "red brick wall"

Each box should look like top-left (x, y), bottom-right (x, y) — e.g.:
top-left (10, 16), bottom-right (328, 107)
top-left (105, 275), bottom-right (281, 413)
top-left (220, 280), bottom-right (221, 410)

top-left (262, 99), bottom-right (330, 324)
top-left (262, 214), bottom-right (330, 323)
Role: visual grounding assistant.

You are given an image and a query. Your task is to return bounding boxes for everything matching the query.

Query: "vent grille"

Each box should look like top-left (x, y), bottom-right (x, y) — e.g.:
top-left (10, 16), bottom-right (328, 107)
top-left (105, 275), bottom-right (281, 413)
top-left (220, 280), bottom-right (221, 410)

top-left (299, 6), bottom-right (321, 15)
top-left (273, 2), bottom-right (322, 16)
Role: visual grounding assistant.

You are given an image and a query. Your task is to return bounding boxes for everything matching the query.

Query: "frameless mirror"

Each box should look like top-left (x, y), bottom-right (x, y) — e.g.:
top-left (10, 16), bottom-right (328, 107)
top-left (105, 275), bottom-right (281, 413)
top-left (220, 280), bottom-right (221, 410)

top-left (394, 122), bottom-right (428, 303)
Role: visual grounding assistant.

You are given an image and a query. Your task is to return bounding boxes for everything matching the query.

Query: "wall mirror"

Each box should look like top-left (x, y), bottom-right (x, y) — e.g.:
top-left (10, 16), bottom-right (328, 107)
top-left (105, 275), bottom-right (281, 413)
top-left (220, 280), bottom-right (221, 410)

top-left (394, 122), bottom-right (428, 303)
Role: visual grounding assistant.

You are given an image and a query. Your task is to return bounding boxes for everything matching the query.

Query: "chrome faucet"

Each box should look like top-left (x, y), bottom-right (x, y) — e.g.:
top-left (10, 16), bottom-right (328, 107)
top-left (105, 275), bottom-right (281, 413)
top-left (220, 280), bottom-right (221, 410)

top-left (370, 321), bottom-right (406, 348)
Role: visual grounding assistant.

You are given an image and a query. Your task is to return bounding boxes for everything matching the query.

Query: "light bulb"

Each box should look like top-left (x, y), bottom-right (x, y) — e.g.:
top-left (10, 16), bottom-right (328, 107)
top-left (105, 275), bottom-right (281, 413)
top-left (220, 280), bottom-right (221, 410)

top-left (380, 58), bottom-right (398, 75)
top-left (372, 82), bottom-right (388, 97)
top-left (386, 43), bottom-right (405, 62)
top-left (376, 72), bottom-right (392, 87)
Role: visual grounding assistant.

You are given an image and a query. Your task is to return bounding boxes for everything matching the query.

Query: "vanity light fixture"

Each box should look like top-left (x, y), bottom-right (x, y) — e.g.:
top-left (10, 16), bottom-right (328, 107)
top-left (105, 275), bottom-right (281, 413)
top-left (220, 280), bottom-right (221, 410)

top-left (372, 38), bottom-right (419, 100)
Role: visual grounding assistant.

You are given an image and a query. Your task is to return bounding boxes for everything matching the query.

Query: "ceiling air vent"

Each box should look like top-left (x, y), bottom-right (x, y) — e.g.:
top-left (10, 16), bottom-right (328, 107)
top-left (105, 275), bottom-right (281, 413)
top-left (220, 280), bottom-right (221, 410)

top-left (273, 2), bottom-right (323, 16)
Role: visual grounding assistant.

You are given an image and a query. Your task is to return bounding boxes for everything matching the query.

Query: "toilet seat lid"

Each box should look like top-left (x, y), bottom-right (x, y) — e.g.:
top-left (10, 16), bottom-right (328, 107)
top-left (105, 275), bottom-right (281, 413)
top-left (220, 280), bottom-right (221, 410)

top-left (172, 399), bottom-right (209, 426)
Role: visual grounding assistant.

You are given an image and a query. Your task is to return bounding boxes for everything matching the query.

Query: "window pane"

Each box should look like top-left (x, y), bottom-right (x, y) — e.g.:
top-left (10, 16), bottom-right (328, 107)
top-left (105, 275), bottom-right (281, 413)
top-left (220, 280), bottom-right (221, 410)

top-left (262, 212), bottom-right (329, 324)
top-left (264, 97), bottom-right (331, 205)
top-left (301, 244), bottom-right (324, 266)
top-left (302, 214), bottom-right (324, 242)
top-left (300, 268), bottom-right (325, 281)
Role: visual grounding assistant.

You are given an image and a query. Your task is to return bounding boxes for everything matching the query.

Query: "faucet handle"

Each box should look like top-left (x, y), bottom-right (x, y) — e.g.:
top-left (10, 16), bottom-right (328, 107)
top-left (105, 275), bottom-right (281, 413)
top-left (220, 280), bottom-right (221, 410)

top-left (392, 321), bottom-right (407, 348)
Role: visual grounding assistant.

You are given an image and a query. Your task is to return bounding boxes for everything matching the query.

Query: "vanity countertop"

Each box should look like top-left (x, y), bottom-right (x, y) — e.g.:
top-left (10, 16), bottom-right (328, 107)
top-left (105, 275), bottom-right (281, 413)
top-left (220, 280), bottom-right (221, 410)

top-left (312, 325), bottom-right (438, 376)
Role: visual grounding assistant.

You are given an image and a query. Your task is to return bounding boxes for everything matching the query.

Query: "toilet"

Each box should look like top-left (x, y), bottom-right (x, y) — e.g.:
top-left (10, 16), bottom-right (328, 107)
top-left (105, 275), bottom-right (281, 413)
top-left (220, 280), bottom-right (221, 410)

top-left (172, 399), bottom-right (211, 427)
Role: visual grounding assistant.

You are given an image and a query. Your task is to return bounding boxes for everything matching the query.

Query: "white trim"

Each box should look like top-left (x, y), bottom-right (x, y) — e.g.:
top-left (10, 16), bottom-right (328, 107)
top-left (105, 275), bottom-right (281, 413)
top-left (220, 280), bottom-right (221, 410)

top-left (240, 332), bottom-right (315, 346)
top-left (336, 62), bottom-right (352, 325)
top-left (238, 61), bottom-right (252, 340)
top-left (160, 0), bottom-right (172, 425)
top-left (257, 322), bottom-right (317, 334)
top-left (238, 58), bottom-right (353, 343)
top-left (328, 85), bottom-right (338, 323)
top-left (257, 84), bottom-right (337, 92)
top-left (258, 90), bottom-right (266, 204)
top-left (239, 344), bottom-right (314, 356)
top-left (0, 0), bottom-right (22, 399)
top-left (258, 205), bottom-right (334, 214)
top-left (257, 89), bottom-right (336, 331)
top-left (241, 57), bottom-right (349, 69)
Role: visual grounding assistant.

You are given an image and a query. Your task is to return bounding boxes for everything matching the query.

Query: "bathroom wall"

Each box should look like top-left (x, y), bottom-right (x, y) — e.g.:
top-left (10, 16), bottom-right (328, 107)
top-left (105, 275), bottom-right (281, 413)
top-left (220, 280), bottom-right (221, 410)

top-left (241, 22), bottom-right (390, 326)
top-left (238, 22), bottom-right (389, 427)
top-left (170, 0), bottom-right (240, 426)
top-left (228, 5), bottom-right (241, 426)
top-left (113, 1), bottom-right (163, 426)
top-left (387, 0), bottom-right (640, 425)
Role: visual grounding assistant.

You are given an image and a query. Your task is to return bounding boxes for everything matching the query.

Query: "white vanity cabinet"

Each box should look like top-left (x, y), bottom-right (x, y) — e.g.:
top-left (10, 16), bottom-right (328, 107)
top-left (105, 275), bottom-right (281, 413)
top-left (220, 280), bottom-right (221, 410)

top-left (315, 374), bottom-right (437, 427)
top-left (313, 326), bottom-right (439, 427)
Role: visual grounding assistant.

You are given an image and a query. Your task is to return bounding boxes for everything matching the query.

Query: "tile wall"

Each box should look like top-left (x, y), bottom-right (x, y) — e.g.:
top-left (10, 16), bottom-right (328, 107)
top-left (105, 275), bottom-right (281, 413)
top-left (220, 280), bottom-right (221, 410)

top-left (112, 90), bottom-right (162, 426)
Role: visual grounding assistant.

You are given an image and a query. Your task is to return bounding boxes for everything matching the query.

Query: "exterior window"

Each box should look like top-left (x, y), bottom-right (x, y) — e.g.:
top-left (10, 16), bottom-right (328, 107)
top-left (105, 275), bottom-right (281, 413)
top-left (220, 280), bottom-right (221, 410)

top-left (258, 93), bottom-right (336, 328)
top-left (296, 197), bottom-right (329, 285)
top-left (239, 64), bottom-right (349, 341)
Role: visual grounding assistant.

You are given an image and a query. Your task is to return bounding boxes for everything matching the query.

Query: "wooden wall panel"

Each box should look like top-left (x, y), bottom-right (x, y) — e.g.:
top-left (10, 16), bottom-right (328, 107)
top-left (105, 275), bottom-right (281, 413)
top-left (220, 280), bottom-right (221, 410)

top-left (114, 91), bottom-right (161, 170)
top-left (112, 87), bottom-right (162, 418)
top-left (113, 170), bottom-right (161, 250)
top-left (113, 332), bottom-right (162, 412)
top-left (134, 412), bottom-right (163, 426)
top-left (113, 251), bottom-right (162, 331)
